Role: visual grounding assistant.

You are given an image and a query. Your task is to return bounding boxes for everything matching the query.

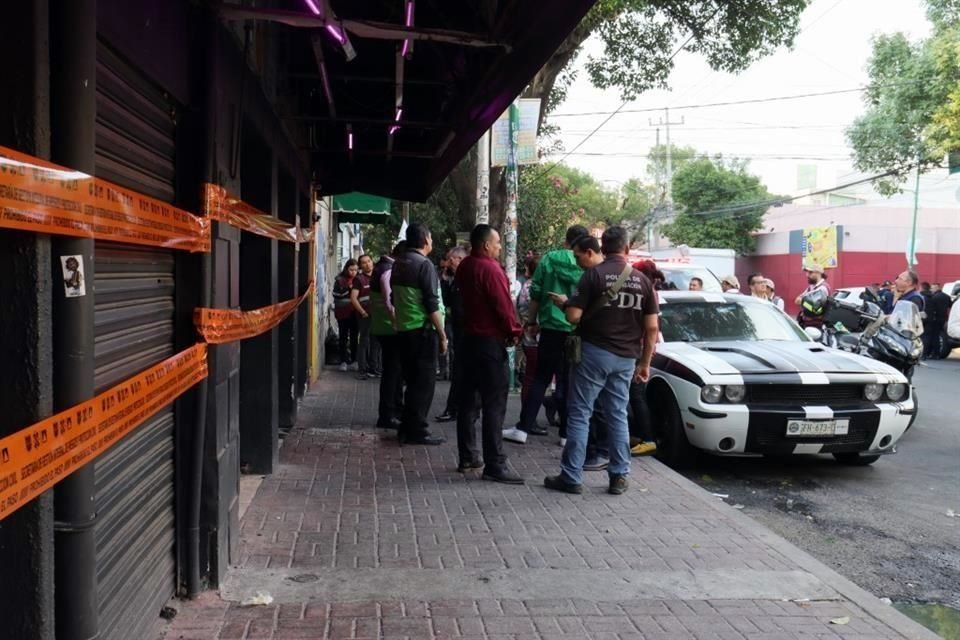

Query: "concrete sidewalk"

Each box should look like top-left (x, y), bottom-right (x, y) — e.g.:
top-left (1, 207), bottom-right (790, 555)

top-left (163, 371), bottom-right (939, 640)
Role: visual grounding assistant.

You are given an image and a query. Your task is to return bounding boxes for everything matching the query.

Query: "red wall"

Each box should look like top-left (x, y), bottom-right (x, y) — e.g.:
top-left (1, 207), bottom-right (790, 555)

top-left (737, 251), bottom-right (960, 316)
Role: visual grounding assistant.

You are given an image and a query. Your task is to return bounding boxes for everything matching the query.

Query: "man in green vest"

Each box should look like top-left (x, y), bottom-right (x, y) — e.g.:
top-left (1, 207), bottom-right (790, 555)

top-left (390, 223), bottom-right (447, 445)
top-left (370, 241), bottom-right (405, 430)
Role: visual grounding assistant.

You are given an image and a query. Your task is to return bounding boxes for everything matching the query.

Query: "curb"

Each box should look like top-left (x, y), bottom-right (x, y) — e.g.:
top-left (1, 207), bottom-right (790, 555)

top-left (647, 457), bottom-right (943, 640)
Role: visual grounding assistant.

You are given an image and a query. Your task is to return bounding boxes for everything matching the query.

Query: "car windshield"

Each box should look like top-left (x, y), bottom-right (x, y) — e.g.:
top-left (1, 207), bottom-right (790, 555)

top-left (659, 266), bottom-right (722, 292)
top-left (660, 299), bottom-right (809, 342)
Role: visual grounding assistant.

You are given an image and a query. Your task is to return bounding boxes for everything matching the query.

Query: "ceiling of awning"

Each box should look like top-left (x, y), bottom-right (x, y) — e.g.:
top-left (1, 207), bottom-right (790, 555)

top-left (224, 0), bottom-right (596, 202)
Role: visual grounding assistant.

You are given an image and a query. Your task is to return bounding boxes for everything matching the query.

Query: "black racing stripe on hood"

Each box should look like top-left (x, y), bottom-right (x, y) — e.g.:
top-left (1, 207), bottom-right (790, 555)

top-left (653, 353), bottom-right (704, 386)
top-left (694, 341), bottom-right (875, 375)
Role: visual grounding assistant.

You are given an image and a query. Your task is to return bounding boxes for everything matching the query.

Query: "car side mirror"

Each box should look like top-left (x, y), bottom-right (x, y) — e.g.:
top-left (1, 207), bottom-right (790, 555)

top-left (804, 327), bottom-right (823, 342)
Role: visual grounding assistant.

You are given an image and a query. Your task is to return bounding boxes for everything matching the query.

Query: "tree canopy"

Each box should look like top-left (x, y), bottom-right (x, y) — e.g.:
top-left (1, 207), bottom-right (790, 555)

top-left (846, 0), bottom-right (960, 193)
top-left (660, 156), bottom-right (776, 255)
top-left (527, 0), bottom-right (809, 131)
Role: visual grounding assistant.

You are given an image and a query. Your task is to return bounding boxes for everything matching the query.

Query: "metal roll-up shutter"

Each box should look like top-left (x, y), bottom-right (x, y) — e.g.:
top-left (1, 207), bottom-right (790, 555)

top-left (94, 39), bottom-right (178, 640)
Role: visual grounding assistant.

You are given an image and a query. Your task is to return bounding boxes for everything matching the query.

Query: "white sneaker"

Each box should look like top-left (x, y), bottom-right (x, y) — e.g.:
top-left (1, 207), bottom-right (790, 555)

top-left (349, 362), bottom-right (359, 371)
top-left (559, 438), bottom-right (567, 447)
top-left (339, 363), bottom-right (348, 372)
top-left (502, 427), bottom-right (528, 444)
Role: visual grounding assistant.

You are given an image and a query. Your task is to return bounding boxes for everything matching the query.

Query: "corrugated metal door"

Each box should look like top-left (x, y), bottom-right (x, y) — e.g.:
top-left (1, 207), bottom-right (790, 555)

top-left (93, 40), bottom-right (178, 640)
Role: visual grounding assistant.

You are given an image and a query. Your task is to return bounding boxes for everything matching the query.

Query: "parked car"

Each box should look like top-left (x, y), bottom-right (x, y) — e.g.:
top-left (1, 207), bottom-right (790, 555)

top-left (834, 287), bottom-right (866, 301)
top-left (943, 280), bottom-right (960, 301)
top-left (647, 292), bottom-right (914, 468)
top-left (658, 261), bottom-right (723, 292)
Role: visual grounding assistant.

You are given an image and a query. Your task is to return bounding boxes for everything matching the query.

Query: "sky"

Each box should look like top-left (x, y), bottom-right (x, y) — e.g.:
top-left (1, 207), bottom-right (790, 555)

top-left (548, 0), bottom-right (960, 208)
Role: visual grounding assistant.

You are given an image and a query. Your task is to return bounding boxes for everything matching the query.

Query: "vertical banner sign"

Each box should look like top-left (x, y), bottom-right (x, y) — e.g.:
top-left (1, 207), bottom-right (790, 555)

top-left (800, 226), bottom-right (839, 270)
top-left (491, 100), bottom-right (541, 167)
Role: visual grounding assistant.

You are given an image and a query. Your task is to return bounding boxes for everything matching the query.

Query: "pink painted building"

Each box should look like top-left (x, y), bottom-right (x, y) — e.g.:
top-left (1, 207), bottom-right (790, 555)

top-left (736, 204), bottom-right (960, 315)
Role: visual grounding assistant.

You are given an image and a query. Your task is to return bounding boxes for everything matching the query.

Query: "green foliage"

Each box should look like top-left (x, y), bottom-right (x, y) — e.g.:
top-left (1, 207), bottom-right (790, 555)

top-left (516, 167), bottom-right (574, 258)
top-left (927, 25), bottom-right (960, 156)
top-left (646, 143), bottom-right (698, 201)
top-left (660, 157), bottom-right (775, 255)
top-left (847, 1), bottom-right (960, 193)
top-left (582, 0), bottom-right (810, 101)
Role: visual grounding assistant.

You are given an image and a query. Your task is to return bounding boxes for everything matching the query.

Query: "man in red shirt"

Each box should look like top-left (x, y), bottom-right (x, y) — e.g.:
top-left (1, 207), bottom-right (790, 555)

top-left (454, 224), bottom-right (524, 484)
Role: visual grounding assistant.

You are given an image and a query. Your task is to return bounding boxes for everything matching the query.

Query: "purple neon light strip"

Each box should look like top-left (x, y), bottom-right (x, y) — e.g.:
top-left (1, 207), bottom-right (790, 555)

top-left (303, 0), bottom-right (321, 16)
top-left (401, 0), bottom-right (414, 57)
top-left (395, 108), bottom-right (403, 121)
top-left (326, 24), bottom-right (345, 45)
top-left (348, 132), bottom-right (354, 150)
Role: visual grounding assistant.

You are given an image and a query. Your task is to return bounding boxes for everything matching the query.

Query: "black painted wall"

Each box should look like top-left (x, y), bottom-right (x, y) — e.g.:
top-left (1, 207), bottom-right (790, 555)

top-left (0, 2), bottom-right (55, 639)
top-left (239, 124), bottom-right (279, 474)
top-left (278, 170), bottom-right (298, 432)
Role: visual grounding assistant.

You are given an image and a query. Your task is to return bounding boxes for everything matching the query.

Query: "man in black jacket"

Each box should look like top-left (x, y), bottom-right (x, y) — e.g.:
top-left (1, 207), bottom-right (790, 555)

top-left (436, 246), bottom-right (468, 422)
top-left (927, 283), bottom-right (953, 359)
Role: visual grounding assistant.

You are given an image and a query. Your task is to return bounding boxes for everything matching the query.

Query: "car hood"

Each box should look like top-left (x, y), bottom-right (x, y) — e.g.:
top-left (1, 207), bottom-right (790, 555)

top-left (660, 340), bottom-right (897, 377)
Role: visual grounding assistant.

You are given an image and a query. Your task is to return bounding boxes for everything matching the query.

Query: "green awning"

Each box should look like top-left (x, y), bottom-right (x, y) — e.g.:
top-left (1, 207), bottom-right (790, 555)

top-left (333, 192), bottom-right (391, 224)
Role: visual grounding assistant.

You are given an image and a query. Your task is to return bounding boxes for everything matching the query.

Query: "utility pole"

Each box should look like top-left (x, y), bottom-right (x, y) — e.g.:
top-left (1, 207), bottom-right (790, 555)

top-left (908, 153), bottom-right (921, 269)
top-left (648, 108), bottom-right (684, 250)
top-left (476, 130), bottom-right (489, 224)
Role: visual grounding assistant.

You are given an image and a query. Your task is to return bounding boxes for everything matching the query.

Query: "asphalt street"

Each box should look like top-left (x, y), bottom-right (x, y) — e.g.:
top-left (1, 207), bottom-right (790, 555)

top-left (684, 355), bottom-right (960, 612)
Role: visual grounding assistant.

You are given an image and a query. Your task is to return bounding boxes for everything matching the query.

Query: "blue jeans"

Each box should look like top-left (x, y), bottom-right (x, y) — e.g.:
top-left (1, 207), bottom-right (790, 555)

top-left (560, 342), bottom-right (634, 485)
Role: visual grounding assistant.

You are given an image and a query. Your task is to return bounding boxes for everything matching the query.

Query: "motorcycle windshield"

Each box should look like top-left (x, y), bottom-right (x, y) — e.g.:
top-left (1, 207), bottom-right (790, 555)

top-left (888, 300), bottom-right (924, 337)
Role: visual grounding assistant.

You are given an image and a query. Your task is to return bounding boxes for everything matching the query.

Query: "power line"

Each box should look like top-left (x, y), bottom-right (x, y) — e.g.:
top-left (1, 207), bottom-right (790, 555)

top-left (548, 86), bottom-right (869, 119)
top-left (686, 168), bottom-right (911, 219)
top-left (526, 6), bottom-right (723, 187)
top-left (552, 152), bottom-right (853, 160)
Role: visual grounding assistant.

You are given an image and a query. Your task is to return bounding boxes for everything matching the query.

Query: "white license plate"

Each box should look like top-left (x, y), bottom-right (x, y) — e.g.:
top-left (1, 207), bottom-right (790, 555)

top-left (785, 419), bottom-right (850, 437)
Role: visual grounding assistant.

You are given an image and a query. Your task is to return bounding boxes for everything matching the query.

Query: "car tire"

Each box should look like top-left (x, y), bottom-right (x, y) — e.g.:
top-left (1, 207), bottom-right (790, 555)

top-left (652, 392), bottom-right (696, 469)
top-left (832, 452), bottom-right (880, 466)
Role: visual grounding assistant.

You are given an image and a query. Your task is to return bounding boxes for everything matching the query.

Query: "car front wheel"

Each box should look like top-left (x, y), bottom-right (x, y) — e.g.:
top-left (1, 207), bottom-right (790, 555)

top-left (651, 392), bottom-right (696, 469)
top-left (832, 452), bottom-right (880, 466)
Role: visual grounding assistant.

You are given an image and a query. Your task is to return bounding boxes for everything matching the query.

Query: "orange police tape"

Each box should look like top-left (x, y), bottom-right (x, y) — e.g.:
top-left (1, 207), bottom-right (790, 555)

top-left (0, 344), bottom-right (208, 522)
top-left (203, 183), bottom-right (314, 244)
top-left (194, 282), bottom-right (315, 344)
top-left (0, 145), bottom-right (210, 252)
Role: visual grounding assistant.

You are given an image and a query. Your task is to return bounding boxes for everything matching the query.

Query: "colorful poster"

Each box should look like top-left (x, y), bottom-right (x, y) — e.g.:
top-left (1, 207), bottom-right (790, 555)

top-left (801, 226), bottom-right (839, 270)
top-left (491, 99), bottom-right (541, 167)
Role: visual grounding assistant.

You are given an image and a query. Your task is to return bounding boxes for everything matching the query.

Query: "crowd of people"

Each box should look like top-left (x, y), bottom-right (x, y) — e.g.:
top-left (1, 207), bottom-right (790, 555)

top-left (331, 223), bottom-right (661, 493)
top-left (719, 264), bottom-right (959, 360)
top-left (331, 222), bottom-right (959, 490)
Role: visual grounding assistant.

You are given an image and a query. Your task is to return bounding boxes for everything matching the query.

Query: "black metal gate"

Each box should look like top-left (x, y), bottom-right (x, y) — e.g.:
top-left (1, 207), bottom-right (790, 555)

top-left (93, 40), bottom-right (178, 640)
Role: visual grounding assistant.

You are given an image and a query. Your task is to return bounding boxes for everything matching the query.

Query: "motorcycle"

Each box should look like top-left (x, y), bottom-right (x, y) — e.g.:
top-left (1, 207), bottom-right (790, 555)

top-left (801, 290), bottom-right (923, 428)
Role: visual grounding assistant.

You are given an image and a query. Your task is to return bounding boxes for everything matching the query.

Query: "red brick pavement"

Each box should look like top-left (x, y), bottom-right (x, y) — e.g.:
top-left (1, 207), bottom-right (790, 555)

top-left (161, 371), bottom-right (923, 640)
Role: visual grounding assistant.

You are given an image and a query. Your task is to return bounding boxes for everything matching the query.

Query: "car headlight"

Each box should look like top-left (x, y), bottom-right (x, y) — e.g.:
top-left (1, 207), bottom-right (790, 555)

top-left (724, 384), bottom-right (746, 403)
top-left (701, 385), bottom-right (723, 403)
top-left (864, 383), bottom-right (884, 402)
top-left (885, 383), bottom-right (907, 402)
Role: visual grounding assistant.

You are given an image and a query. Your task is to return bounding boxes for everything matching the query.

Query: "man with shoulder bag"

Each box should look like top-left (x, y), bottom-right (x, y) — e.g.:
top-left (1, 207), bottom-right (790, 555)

top-left (543, 227), bottom-right (659, 496)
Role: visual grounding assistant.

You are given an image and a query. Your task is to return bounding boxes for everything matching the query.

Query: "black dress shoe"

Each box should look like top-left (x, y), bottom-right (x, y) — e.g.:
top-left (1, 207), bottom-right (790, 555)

top-left (543, 475), bottom-right (583, 494)
top-left (434, 411), bottom-right (457, 423)
top-left (482, 468), bottom-right (525, 484)
top-left (377, 418), bottom-right (402, 430)
top-left (522, 425), bottom-right (548, 436)
top-left (457, 460), bottom-right (484, 473)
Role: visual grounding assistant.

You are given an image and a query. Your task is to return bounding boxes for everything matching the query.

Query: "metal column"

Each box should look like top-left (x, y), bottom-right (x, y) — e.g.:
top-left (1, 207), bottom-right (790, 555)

top-left (49, 0), bottom-right (99, 638)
